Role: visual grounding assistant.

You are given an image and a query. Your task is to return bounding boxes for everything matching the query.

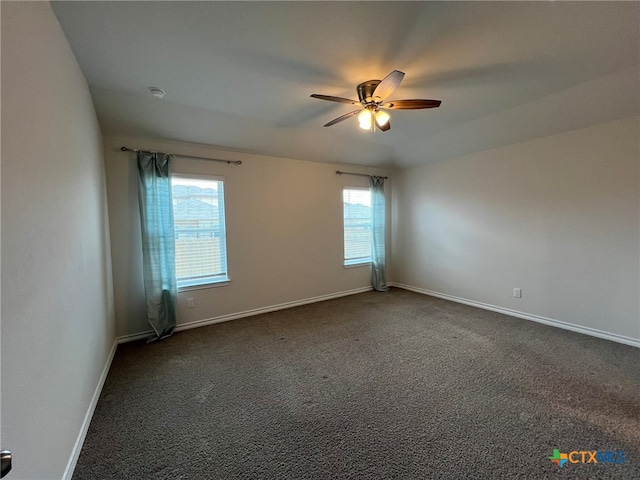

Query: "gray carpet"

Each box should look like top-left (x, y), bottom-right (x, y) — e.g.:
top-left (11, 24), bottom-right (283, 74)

top-left (73, 288), bottom-right (640, 479)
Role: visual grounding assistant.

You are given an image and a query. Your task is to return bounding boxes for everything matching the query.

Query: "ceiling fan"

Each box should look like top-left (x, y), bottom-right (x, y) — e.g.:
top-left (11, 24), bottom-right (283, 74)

top-left (310, 70), bottom-right (441, 132)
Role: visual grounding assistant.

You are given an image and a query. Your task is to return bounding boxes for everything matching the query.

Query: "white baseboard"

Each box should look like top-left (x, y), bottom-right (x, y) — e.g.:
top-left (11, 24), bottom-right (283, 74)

top-left (389, 283), bottom-right (640, 349)
top-left (117, 286), bottom-right (374, 344)
top-left (117, 330), bottom-right (153, 344)
top-left (62, 338), bottom-right (118, 480)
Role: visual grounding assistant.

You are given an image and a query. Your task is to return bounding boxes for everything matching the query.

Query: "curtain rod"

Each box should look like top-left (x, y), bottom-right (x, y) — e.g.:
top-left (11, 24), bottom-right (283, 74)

top-left (336, 170), bottom-right (388, 179)
top-left (120, 146), bottom-right (242, 165)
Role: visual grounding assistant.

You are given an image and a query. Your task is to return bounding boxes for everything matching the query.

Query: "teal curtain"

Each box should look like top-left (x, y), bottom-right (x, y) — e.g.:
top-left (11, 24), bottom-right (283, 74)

top-left (370, 176), bottom-right (389, 292)
top-left (137, 152), bottom-right (177, 341)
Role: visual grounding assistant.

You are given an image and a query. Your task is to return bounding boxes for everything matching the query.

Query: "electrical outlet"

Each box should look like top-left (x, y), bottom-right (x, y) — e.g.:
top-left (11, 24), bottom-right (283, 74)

top-left (513, 288), bottom-right (522, 298)
top-left (187, 297), bottom-right (195, 308)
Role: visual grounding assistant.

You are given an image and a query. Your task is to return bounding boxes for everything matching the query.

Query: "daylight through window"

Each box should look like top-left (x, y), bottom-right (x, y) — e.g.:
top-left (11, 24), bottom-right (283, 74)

top-left (171, 175), bottom-right (229, 288)
top-left (343, 187), bottom-right (372, 266)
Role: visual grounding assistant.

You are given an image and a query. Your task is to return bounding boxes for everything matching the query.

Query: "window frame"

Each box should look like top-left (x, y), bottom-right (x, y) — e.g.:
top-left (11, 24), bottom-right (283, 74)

top-left (171, 173), bottom-right (230, 290)
top-left (342, 186), bottom-right (372, 267)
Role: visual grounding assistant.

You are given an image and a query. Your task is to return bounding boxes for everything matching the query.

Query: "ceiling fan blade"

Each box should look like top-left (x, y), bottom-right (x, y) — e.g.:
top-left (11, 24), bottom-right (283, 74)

top-left (375, 118), bottom-right (391, 132)
top-left (324, 110), bottom-right (361, 127)
top-left (381, 99), bottom-right (442, 110)
top-left (371, 70), bottom-right (405, 102)
top-left (310, 94), bottom-right (360, 105)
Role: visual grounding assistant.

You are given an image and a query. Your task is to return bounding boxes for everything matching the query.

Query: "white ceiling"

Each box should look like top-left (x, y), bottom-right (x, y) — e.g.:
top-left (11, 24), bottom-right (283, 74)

top-left (52, 1), bottom-right (639, 169)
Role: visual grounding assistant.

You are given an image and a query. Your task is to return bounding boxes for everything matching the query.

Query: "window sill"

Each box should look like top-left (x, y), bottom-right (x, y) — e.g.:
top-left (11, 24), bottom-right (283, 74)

top-left (343, 262), bottom-right (371, 269)
top-left (178, 279), bottom-right (230, 292)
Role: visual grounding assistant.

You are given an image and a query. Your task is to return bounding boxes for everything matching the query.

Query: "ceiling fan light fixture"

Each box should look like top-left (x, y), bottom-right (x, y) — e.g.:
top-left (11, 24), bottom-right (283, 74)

top-left (375, 110), bottom-right (390, 127)
top-left (358, 109), bottom-right (372, 130)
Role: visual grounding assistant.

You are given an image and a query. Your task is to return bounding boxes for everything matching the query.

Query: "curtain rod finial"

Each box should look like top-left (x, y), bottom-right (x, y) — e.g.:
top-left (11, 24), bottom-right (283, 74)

top-left (120, 146), bottom-right (128, 151)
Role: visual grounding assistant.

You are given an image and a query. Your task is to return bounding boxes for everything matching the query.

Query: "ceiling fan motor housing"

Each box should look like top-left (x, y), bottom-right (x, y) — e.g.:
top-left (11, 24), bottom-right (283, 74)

top-left (357, 80), bottom-right (381, 103)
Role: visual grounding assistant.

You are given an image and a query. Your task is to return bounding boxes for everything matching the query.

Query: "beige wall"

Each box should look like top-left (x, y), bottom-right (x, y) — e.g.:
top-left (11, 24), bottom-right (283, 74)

top-left (392, 116), bottom-right (640, 342)
top-left (103, 136), bottom-right (392, 338)
top-left (1, 2), bottom-right (116, 479)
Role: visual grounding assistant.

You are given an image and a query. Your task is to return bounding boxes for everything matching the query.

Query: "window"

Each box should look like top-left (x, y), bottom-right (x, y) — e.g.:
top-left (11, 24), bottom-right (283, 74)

top-left (171, 175), bottom-right (229, 288)
top-left (343, 187), bottom-right (372, 266)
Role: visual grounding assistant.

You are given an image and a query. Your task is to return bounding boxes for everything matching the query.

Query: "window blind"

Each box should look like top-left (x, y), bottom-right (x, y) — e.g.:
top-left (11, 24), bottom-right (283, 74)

top-left (171, 175), bottom-right (229, 288)
top-left (343, 187), bottom-right (372, 265)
